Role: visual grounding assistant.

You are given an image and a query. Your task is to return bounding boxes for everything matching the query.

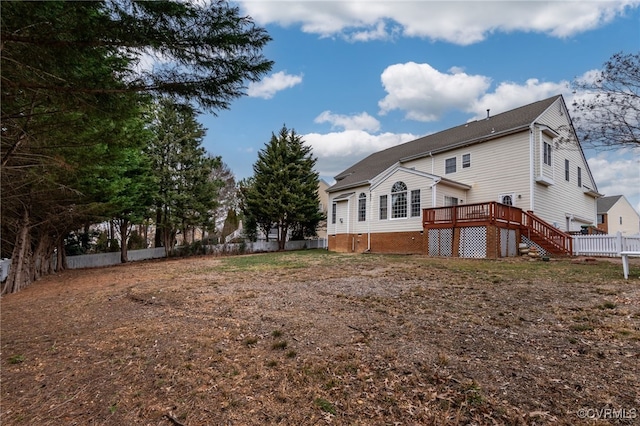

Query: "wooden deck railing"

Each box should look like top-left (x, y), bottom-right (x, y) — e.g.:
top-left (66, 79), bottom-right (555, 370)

top-left (423, 202), bottom-right (573, 255)
top-left (521, 210), bottom-right (572, 255)
top-left (423, 202), bottom-right (521, 227)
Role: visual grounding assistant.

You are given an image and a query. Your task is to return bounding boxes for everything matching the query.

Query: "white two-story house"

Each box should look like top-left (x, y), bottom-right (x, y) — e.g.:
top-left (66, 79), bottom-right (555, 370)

top-left (326, 95), bottom-right (601, 256)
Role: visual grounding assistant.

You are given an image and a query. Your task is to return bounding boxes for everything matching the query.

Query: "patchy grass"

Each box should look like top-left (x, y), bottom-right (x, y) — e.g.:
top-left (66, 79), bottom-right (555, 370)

top-left (314, 397), bottom-right (337, 415)
top-left (1, 251), bottom-right (639, 425)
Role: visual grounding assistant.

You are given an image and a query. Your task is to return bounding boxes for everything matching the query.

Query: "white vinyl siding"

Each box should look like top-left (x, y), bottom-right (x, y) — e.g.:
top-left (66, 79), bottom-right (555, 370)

top-left (328, 97), bottom-right (597, 236)
top-left (370, 169), bottom-right (433, 233)
top-left (532, 99), bottom-right (597, 231)
top-left (439, 186), bottom-right (467, 207)
top-left (412, 132), bottom-right (530, 207)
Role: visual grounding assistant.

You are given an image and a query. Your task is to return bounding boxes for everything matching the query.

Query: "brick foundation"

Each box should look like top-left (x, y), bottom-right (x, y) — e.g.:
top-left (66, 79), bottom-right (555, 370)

top-left (329, 231), bottom-right (425, 254)
top-left (328, 224), bottom-right (523, 257)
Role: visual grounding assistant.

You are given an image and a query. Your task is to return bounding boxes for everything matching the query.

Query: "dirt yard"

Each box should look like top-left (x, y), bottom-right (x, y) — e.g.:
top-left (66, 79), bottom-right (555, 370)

top-left (1, 251), bottom-right (639, 425)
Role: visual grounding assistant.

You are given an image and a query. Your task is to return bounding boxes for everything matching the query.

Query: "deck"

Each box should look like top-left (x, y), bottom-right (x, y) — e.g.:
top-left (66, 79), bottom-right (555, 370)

top-left (423, 202), bottom-right (573, 255)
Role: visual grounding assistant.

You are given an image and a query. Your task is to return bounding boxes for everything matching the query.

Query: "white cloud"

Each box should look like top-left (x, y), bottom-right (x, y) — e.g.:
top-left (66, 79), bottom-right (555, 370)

top-left (303, 129), bottom-right (418, 177)
top-left (247, 71), bottom-right (303, 99)
top-left (467, 79), bottom-right (572, 119)
top-left (587, 150), bottom-right (640, 212)
top-left (377, 62), bottom-right (579, 122)
top-left (314, 111), bottom-right (380, 132)
top-left (378, 62), bottom-right (491, 121)
top-left (239, 1), bottom-right (638, 44)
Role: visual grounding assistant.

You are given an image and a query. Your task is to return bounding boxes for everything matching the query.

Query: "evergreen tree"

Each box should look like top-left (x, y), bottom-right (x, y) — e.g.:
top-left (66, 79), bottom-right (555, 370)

top-left (147, 99), bottom-right (221, 252)
top-left (1, 0), bottom-right (272, 293)
top-left (242, 126), bottom-right (324, 250)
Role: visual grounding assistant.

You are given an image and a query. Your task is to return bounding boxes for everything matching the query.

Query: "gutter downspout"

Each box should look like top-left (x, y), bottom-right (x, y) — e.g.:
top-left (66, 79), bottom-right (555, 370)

top-left (529, 123), bottom-right (535, 212)
top-left (429, 151), bottom-right (434, 175)
top-left (432, 177), bottom-right (441, 206)
top-left (346, 198), bottom-right (351, 237)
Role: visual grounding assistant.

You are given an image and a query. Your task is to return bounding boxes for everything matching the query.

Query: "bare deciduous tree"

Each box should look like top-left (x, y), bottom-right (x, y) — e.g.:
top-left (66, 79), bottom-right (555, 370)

top-left (572, 52), bottom-right (640, 150)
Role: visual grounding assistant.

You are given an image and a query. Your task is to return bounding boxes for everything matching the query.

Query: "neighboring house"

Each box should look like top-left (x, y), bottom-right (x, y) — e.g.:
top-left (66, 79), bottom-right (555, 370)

top-left (326, 95), bottom-right (601, 256)
top-left (596, 195), bottom-right (640, 235)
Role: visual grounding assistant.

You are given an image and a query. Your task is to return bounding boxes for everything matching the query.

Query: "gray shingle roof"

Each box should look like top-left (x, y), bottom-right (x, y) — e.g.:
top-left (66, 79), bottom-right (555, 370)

top-left (597, 195), bottom-right (623, 213)
top-left (328, 95), bottom-right (563, 193)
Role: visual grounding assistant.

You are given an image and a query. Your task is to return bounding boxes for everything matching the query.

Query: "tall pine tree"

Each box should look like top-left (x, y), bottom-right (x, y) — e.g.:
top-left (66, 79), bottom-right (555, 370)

top-left (1, 0), bottom-right (272, 293)
top-left (242, 126), bottom-right (324, 250)
top-left (147, 98), bottom-right (222, 252)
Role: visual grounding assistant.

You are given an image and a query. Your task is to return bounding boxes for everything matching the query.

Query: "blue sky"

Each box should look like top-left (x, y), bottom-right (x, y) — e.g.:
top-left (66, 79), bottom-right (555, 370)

top-left (200, 1), bottom-right (640, 212)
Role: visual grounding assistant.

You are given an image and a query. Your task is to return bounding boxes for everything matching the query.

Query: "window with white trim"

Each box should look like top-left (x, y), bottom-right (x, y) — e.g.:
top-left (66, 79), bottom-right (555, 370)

top-left (391, 181), bottom-right (408, 219)
top-left (543, 141), bottom-right (552, 166)
top-left (331, 202), bottom-right (336, 224)
top-left (462, 153), bottom-right (471, 168)
top-left (577, 167), bottom-right (582, 187)
top-left (379, 195), bottom-right (388, 220)
top-left (445, 157), bottom-right (456, 174)
top-left (358, 193), bottom-right (366, 222)
top-left (444, 196), bottom-right (459, 206)
top-left (565, 159), bottom-right (570, 181)
top-left (410, 190), bottom-right (421, 217)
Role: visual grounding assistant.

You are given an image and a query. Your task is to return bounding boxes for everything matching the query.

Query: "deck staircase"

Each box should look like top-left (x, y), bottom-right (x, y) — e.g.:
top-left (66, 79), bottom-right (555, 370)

top-left (521, 210), bottom-right (573, 256)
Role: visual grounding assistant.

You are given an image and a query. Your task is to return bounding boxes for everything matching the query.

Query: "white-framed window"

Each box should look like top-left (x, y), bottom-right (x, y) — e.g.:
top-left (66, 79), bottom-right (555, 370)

top-left (331, 202), bottom-right (336, 224)
top-left (410, 189), bottom-right (421, 217)
top-left (543, 141), bottom-right (552, 166)
top-left (391, 181), bottom-right (408, 219)
top-left (577, 167), bottom-right (582, 187)
top-left (499, 193), bottom-right (515, 206)
top-left (444, 196), bottom-right (459, 206)
top-left (379, 195), bottom-right (388, 220)
top-left (358, 193), bottom-right (366, 222)
top-left (445, 157), bottom-right (456, 174)
top-left (462, 153), bottom-right (471, 168)
top-left (565, 159), bottom-right (570, 181)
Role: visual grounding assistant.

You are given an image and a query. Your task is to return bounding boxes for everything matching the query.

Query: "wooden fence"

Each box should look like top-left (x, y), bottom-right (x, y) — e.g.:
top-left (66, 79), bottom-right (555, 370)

top-left (573, 233), bottom-right (640, 257)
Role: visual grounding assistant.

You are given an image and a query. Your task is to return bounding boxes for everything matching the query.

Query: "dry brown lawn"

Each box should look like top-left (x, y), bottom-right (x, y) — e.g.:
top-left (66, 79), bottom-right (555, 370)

top-left (1, 251), bottom-right (639, 425)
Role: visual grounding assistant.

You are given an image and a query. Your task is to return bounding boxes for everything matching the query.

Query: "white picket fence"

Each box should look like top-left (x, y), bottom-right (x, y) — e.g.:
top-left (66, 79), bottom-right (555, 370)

top-left (573, 233), bottom-right (640, 257)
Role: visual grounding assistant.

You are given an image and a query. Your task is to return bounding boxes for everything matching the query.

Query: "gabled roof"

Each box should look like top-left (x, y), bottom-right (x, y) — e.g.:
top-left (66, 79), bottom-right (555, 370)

top-left (333, 192), bottom-right (355, 200)
top-left (328, 95), bottom-right (563, 193)
top-left (597, 195), bottom-right (624, 213)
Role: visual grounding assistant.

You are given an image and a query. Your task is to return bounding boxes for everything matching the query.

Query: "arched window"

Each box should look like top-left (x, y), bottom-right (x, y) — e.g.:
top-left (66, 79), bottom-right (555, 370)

top-left (501, 195), bottom-right (513, 206)
top-left (358, 193), bottom-right (366, 221)
top-left (391, 181), bottom-right (407, 218)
